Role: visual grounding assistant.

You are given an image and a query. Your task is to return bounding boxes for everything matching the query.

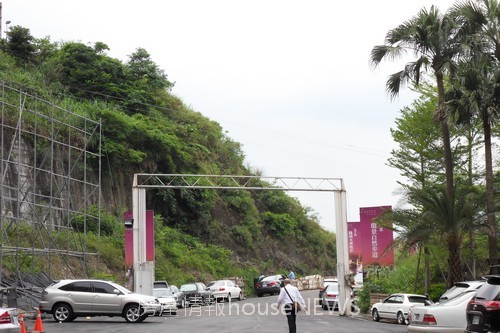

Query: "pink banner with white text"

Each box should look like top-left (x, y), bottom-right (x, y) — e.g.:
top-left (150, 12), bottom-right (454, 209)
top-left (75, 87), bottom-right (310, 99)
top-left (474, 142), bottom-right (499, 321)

top-left (359, 206), bottom-right (394, 267)
top-left (348, 206), bottom-right (394, 271)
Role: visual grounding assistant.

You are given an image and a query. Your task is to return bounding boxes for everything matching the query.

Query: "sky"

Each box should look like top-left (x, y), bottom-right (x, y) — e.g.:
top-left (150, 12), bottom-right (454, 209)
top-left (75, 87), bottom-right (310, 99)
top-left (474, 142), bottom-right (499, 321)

top-left (2, 0), bottom-right (458, 232)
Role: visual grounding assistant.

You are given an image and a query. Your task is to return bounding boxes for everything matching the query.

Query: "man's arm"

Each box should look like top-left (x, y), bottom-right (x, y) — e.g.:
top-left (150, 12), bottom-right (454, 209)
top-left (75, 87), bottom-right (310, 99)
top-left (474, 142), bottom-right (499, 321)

top-left (277, 288), bottom-right (286, 307)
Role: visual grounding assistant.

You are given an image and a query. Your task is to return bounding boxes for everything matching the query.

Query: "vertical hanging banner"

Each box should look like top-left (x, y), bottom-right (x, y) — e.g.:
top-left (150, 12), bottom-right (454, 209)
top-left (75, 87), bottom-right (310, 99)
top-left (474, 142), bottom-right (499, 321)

top-left (124, 210), bottom-right (155, 265)
top-left (348, 222), bottom-right (363, 273)
top-left (359, 206), bottom-right (394, 266)
top-left (124, 211), bottom-right (134, 268)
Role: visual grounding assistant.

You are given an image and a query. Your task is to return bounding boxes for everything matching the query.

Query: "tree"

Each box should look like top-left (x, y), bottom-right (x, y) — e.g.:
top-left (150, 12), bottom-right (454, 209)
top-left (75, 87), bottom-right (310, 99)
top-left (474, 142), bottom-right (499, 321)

top-left (55, 42), bottom-right (128, 99)
top-left (370, 6), bottom-right (465, 285)
top-left (388, 85), bottom-right (444, 189)
top-left (449, 0), bottom-right (499, 266)
top-left (123, 48), bottom-right (174, 114)
top-left (4, 25), bottom-right (36, 64)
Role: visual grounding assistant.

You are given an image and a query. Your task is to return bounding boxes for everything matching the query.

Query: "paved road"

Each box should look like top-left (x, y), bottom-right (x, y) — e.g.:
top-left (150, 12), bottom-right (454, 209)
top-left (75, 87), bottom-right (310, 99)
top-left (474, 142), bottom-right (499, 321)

top-left (31, 290), bottom-right (408, 333)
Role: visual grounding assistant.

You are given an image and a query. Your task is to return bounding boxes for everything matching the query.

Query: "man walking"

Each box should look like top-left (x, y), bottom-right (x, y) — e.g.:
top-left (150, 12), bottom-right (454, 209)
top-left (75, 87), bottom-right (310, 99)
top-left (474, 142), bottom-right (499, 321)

top-left (277, 279), bottom-right (306, 333)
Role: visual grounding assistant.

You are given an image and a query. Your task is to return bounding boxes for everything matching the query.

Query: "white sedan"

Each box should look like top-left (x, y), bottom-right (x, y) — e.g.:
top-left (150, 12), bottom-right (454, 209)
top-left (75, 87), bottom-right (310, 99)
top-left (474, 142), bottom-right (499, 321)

top-left (0, 307), bottom-right (20, 333)
top-left (371, 293), bottom-right (433, 325)
top-left (407, 291), bottom-right (476, 333)
top-left (206, 280), bottom-right (243, 301)
top-left (153, 288), bottom-right (178, 315)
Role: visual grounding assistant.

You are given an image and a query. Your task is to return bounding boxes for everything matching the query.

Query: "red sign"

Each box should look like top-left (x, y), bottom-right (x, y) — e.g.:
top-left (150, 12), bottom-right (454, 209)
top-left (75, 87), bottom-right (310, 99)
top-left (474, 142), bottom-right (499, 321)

top-left (124, 210), bottom-right (155, 267)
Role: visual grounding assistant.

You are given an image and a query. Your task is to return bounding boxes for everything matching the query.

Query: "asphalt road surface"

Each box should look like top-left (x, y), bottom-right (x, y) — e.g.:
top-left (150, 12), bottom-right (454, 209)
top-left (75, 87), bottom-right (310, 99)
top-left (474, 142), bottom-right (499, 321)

top-left (31, 290), bottom-right (408, 333)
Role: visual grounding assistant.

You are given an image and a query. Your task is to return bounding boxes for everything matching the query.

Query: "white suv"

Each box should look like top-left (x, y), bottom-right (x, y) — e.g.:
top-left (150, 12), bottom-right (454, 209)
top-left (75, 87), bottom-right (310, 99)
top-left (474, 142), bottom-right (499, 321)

top-left (39, 279), bottom-right (161, 323)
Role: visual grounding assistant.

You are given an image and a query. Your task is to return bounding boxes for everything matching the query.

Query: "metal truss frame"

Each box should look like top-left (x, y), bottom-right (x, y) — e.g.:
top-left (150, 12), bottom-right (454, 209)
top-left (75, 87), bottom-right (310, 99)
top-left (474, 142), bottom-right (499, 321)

top-left (132, 173), bottom-right (353, 315)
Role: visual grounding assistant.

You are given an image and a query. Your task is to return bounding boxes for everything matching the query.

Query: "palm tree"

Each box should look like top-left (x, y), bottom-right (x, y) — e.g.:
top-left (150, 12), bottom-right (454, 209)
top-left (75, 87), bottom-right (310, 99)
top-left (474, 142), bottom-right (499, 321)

top-left (449, 0), bottom-right (499, 267)
top-left (370, 6), bottom-right (464, 285)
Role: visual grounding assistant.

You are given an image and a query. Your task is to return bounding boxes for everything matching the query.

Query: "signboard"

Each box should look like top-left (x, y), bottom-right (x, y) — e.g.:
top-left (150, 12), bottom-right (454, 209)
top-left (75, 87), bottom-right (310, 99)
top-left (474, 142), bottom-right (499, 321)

top-left (347, 206), bottom-right (394, 272)
top-left (348, 222), bottom-right (363, 274)
top-left (124, 210), bottom-right (155, 267)
top-left (359, 206), bottom-right (394, 266)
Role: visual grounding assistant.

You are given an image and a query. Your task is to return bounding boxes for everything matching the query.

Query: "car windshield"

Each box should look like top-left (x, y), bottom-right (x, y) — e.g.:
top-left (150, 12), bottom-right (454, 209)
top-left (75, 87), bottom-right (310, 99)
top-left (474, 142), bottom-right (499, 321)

top-left (475, 277), bottom-right (500, 300)
top-left (262, 275), bottom-right (281, 282)
top-left (180, 284), bottom-right (197, 292)
top-left (207, 281), bottom-right (224, 287)
top-left (108, 281), bottom-right (132, 294)
top-left (439, 290), bottom-right (476, 306)
top-left (440, 282), bottom-right (473, 301)
top-left (326, 283), bottom-right (339, 292)
top-left (153, 288), bottom-right (173, 297)
top-left (408, 296), bottom-right (431, 304)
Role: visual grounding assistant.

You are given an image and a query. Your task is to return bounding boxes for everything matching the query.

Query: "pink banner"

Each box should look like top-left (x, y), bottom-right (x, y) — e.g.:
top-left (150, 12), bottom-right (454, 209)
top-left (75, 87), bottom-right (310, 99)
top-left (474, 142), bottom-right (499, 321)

top-left (348, 222), bottom-right (363, 274)
top-left (124, 210), bottom-right (155, 267)
top-left (124, 211), bottom-right (133, 267)
top-left (359, 206), bottom-right (394, 266)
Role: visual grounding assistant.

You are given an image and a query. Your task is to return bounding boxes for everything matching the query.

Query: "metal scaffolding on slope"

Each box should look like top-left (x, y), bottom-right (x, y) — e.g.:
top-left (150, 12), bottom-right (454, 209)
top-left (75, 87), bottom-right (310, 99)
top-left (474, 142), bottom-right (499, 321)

top-left (0, 82), bottom-right (102, 309)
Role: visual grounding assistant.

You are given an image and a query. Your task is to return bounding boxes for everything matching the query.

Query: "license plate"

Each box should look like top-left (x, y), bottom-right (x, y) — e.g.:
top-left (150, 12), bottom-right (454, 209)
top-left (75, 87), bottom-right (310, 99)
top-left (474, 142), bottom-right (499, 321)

top-left (472, 315), bottom-right (480, 325)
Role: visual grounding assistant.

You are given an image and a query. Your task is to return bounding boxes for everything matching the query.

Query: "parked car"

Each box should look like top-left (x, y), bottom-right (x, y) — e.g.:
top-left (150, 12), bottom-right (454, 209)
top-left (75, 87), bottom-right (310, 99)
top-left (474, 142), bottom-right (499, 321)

top-left (169, 285), bottom-right (185, 308)
top-left (321, 282), bottom-right (340, 310)
top-left (153, 288), bottom-right (178, 315)
top-left (180, 283), bottom-right (214, 306)
top-left (0, 307), bottom-right (20, 333)
top-left (153, 280), bottom-right (170, 289)
top-left (318, 278), bottom-right (337, 305)
top-left (207, 280), bottom-right (243, 301)
top-left (408, 290), bottom-right (477, 332)
top-left (38, 279), bottom-right (161, 323)
top-left (371, 293), bottom-right (433, 325)
top-left (465, 275), bottom-right (500, 333)
top-left (439, 280), bottom-right (484, 303)
top-left (255, 274), bottom-right (286, 297)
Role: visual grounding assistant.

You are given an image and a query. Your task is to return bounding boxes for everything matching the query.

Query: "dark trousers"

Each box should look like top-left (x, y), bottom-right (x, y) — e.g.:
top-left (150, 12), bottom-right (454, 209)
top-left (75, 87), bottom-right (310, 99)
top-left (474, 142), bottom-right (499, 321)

top-left (284, 304), bottom-right (297, 333)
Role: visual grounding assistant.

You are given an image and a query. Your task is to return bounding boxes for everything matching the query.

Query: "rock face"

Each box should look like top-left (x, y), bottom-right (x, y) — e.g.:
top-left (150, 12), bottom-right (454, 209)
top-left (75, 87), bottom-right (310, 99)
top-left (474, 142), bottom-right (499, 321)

top-left (1, 124), bottom-right (100, 231)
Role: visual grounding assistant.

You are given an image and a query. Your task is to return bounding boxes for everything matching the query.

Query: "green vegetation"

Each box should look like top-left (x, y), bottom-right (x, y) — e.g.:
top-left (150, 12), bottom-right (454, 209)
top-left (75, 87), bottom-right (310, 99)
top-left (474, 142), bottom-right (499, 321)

top-left (370, 0), bottom-right (499, 289)
top-left (0, 0), bottom-right (498, 300)
top-left (0, 24), bottom-right (337, 289)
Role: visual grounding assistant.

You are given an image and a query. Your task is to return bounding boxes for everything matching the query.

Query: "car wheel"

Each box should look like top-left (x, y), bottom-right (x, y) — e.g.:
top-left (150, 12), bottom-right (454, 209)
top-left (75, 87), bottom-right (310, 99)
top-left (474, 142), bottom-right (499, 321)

top-left (137, 314), bottom-right (148, 323)
top-left (397, 311), bottom-right (406, 325)
top-left (372, 308), bottom-right (380, 322)
top-left (124, 304), bottom-right (143, 323)
top-left (53, 303), bottom-right (74, 323)
top-left (257, 293), bottom-right (263, 297)
top-left (238, 292), bottom-right (243, 301)
top-left (322, 303), bottom-right (328, 310)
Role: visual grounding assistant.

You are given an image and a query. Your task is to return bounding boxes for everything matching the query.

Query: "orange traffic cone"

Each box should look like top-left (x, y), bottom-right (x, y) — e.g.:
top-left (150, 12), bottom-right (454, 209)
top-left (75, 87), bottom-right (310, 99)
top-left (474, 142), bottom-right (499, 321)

top-left (19, 313), bottom-right (27, 333)
top-left (32, 309), bottom-right (44, 333)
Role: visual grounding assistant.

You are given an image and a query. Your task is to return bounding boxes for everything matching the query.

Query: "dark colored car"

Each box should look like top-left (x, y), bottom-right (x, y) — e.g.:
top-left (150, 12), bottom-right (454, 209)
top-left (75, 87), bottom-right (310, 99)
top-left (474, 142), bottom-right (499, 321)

top-left (255, 274), bottom-right (286, 297)
top-left (465, 275), bottom-right (500, 332)
top-left (180, 283), bottom-right (214, 306)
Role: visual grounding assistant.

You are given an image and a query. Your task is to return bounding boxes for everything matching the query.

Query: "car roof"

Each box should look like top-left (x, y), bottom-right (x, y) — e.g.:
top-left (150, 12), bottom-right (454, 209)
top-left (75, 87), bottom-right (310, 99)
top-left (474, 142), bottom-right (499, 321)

top-left (390, 293), bottom-right (429, 297)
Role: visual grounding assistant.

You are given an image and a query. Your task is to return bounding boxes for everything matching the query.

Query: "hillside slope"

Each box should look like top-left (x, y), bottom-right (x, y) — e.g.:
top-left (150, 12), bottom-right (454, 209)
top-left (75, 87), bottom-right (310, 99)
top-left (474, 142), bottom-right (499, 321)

top-left (0, 27), bottom-right (337, 287)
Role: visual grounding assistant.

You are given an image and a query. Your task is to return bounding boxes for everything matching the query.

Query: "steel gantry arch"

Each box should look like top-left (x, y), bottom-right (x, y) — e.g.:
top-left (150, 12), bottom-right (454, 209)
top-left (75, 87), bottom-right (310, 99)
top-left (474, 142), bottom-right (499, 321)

top-left (132, 173), bottom-right (353, 315)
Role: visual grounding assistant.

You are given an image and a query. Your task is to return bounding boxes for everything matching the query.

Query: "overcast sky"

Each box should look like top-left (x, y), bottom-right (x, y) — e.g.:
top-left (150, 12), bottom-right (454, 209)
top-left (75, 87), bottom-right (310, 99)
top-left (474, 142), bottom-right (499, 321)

top-left (3, 0), bottom-right (458, 231)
